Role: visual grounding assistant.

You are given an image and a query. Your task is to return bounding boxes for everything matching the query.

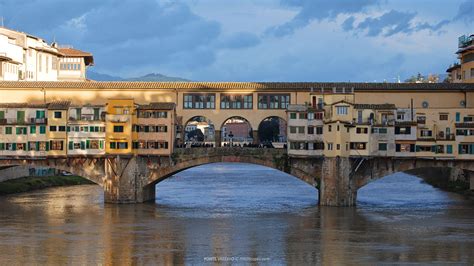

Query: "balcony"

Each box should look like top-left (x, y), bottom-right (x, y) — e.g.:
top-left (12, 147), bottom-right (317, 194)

top-left (30, 118), bottom-right (47, 124)
top-left (436, 132), bottom-right (455, 141)
top-left (106, 114), bottom-right (129, 123)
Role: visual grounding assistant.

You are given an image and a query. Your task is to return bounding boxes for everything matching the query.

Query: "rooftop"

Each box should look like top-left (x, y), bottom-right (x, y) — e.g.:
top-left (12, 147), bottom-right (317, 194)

top-left (0, 81), bottom-right (473, 91)
top-left (58, 48), bottom-right (94, 65)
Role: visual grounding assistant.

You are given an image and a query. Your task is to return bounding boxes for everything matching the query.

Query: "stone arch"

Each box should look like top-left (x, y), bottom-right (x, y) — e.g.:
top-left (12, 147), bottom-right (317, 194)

top-left (0, 159), bottom-right (106, 187)
top-left (183, 115), bottom-right (216, 144)
top-left (257, 116), bottom-right (288, 144)
top-left (141, 148), bottom-right (319, 201)
top-left (351, 157), bottom-right (472, 190)
top-left (219, 116), bottom-right (254, 145)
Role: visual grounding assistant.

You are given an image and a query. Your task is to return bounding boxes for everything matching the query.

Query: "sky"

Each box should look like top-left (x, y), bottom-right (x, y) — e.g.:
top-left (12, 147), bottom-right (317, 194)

top-left (0, 0), bottom-right (472, 82)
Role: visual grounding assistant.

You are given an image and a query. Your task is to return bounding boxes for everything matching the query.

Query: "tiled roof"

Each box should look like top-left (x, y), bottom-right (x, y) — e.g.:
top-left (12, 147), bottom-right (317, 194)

top-left (354, 103), bottom-right (396, 110)
top-left (58, 48), bottom-right (92, 57)
top-left (48, 100), bottom-right (71, 110)
top-left (0, 81), bottom-right (473, 91)
top-left (137, 102), bottom-right (175, 110)
top-left (0, 103), bottom-right (48, 108)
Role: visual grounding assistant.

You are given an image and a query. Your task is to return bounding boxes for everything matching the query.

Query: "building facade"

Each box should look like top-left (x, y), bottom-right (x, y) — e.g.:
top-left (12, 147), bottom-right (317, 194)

top-left (0, 26), bottom-right (93, 81)
top-left (447, 34), bottom-right (474, 83)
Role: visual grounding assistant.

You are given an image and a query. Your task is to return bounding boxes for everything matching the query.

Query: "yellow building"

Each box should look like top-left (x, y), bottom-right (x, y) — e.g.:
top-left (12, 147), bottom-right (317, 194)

top-left (105, 99), bottom-right (135, 155)
top-left (447, 34), bottom-right (474, 83)
top-left (47, 101), bottom-right (70, 156)
top-left (133, 102), bottom-right (176, 156)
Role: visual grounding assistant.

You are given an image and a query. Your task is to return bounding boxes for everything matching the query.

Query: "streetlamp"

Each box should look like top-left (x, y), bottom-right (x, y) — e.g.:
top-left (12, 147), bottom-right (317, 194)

top-left (228, 131), bottom-right (234, 147)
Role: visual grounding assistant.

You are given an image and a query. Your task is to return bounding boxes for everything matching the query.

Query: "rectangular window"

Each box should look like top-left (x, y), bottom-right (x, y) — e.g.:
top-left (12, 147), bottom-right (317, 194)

top-left (349, 142), bottom-right (367, 150)
top-left (17, 111), bottom-right (25, 123)
top-left (289, 126), bottom-right (297, 134)
top-left (336, 106), bottom-right (348, 115)
top-left (297, 126), bottom-right (305, 134)
top-left (316, 127), bottom-right (323, 134)
top-left (315, 112), bottom-right (323, 120)
top-left (447, 145), bottom-right (453, 154)
top-left (356, 127), bottom-right (368, 134)
top-left (308, 126), bottom-right (314, 134)
top-left (0, 111), bottom-right (4, 119)
top-left (220, 94), bottom-right (253, 109)
top-left (378, 143), bottom-right (387, 151)
top-left (439, 114), bottom-right (448, 120)
top-left (183, 93), bottom-right (216, 109)
top-left (16, 127), bottom-right (27, 135)
top-left (456, 112), bottom-right (460, 122)
top-left (258, 94), bottom-right (290, 109)
top-left (307, 112), bottom-right (314, 120)
top-left (299, 113), bottom-right (307, 119)
top-left (54, 111), bottom-right (62, 119)
top-left (397, 112), bottom-right (405, 120)
top-left (5, 127), bottom-right (12, 134)
top-left (50, 140), bottom-right (63, 151)
top-left (40, 125), bottom-right (46, 134)
top-left (290, 113), bottom-right (297, 119)
top-left (30, 126), bottom-right (36, 134)
top-left (113, 125), bottom-right (124, 132)
top-left (58, 126), bottom-right (66, 132)
top-left (50, 126), bottom-right (57, 132)
top-left (36, 110), bottom-right (45, 119)
top-left (327, 143), bottom-right (333, 150)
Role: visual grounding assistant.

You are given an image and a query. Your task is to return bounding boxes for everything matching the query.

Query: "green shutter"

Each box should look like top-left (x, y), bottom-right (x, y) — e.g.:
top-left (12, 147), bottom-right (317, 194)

top-left (99, 140), bottom-right (104, 149)
top-left (36, 142), bottom-right (40, 151)
top-left (470, 144), bottom-right (474, 154)
top-left (45, 142), bottom-right (49, 151)
top-left (5, 127), bottom-right (11, 134)
top-left (0, 111), bottom-right (4, 119)
top-left (12, 143), bottom-right (16, 151)
top-left (16, 128), bottom-right (20, 135)
top-left (80, 141), bottom-right (85, 150)
top-left (0, 143), bottom-right (4, 150)
top-left (17, 111), bottom-right (25, 123)
top-left (86, 140), bottom-right (90, 149)
top-left (447, 145), bottom-right (453, 154)
top-left (30, 126), bottom-right (36, 134)
top-left (69, 141), bottom-right (73, 150)
top-left (40, 126), bottom-right (46, 134)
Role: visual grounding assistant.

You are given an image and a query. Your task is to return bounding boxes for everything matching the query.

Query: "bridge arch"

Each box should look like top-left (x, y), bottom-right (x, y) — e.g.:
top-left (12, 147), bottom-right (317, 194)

top-left (142, 148), bottom-right (319, 200)
top-left (257, 116), bottom-right (287, 144)
top-left (0, 159), bottom-right (106, 187)
top-left (184, 116), bottom-right (216, 145)
top-left (219, 116), bottom-right (254, 145)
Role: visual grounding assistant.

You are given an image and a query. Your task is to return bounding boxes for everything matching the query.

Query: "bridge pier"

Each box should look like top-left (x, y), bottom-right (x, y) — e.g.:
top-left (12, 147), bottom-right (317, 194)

top-left (319, 157), bottom-right (357, 207)
top-left (104, 156), bottom-right (153, 203)
top-left (252, 130), bottom-right (259, 144)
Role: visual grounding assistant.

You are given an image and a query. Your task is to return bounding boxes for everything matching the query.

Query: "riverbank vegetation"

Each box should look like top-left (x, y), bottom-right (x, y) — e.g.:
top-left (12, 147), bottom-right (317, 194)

top-left (0, 176), bottom-right (95, 195)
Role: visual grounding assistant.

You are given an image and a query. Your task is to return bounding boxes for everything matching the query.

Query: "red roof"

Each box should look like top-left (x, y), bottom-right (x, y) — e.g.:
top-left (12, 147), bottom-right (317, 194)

top-left (58, 48), bottom-right (94, 66)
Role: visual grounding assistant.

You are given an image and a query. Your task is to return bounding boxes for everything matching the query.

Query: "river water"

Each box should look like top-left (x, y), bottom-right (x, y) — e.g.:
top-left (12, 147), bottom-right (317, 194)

top-left (0, 163), bottom-right (473, 265)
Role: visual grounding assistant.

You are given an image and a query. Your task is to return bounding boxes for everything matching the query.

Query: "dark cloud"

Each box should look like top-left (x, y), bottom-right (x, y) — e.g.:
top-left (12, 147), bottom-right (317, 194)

top-left (345, 10), bottom-right (450, 37)
top-left (266, 0), bottom-right (379, 37)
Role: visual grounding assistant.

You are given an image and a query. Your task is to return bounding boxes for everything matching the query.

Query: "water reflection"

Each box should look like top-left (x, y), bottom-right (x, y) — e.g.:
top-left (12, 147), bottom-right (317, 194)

top-left (0, 163), bottom-right (472, 264)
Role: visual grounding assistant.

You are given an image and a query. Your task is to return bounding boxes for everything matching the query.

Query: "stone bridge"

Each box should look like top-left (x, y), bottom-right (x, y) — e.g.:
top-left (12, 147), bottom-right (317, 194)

top-left (0, 148), bottom-right (472, 206)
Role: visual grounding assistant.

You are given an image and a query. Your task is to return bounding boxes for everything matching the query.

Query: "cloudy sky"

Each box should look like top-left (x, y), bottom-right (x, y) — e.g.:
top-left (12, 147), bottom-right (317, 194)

top-left (1, 0), bottom-right (472, 81)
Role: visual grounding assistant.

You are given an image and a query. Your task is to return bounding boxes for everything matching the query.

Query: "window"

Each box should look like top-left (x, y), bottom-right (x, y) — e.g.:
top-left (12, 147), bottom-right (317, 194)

top-left (50, 126), bottom-right (57, 132)
top-left (16, 127), bottom-right (27, 135)
top-left (350, 142), bottom-right (367, 150)
top-left (308, 126), bottom-right (314, 134)
top-left (395, 127), bottom-right (411, 134)
top-left (372, 127), bottom-right (388, 134)
top-left (114, 125), bottom-right (124, 132)
top-left (463, 116), bottom-right (473, 122)
top-left (30, 126), bottom-right (36, 134)
top-left (0, 111), bottom-right (4, 119)
top-left (58, 126), bottom-right (66, 132)
top-left (439, 114), bottom-right (448, 120)
top-left (447, 145), bottom-right (453, 154)
top-left (299, 113), bottom-right (307, 119)
top-left (397, 112), bottom-right (405, 120)
top-left (417, 116), bottom-right (426, 124)
top-left (54, 111), bottom-right (62, 118)
top-left (183, 94), bottom-right (215, 109)
top-left (36, 110), bottom-right (45, 119)
top-left (40, 126), bottom-right (46, 134)
top-left (328, 125), bottom-right (332, 132)
top-left (315, 112), bottom-right (323, 120)
top-left (420, 129), bottom-right (432, 137)
top-left (456, 112), bottom-right (461, 122)
top-left (258, 94), bottom-right (290, 109)
top-left (220, 94), bottom-right (253, 109)
top-left (5, 127), bottom-right (12, 134)
top-left (471, 68), bottom-right (474, 78)
top-left (327, 143), bottom-right (333, 150)
top-left (17, 111), bottom-right (25, 123)
top-left (336, 106), bottom-right (348, 115)
top-left (290, 113), bottom-right (297, 119)
top-left (297, 126), bottom-right (305, 134)
top-left (289, 127), bottom-right (296, 134)
top-left (356, 127), bottom-right (368, 134)
top-left (396, 143), bottom-right (415, 152)
top-left (378, 143), bottom-right (387, 151)
top-left (307, 112), bottom-right (314, 120)
top-left (316, 127), bottom-right (323, 134)
top-left (50, 140), bottom-right (63, 151)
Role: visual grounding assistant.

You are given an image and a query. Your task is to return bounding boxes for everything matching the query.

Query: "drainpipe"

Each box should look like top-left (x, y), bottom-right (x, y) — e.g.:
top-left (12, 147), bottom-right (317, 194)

top-left (410, 98), bottom-right (414, 121)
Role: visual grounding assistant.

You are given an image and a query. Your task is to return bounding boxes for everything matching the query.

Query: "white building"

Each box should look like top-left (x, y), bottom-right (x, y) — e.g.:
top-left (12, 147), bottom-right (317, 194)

top-left (287, 104), bottom-right (325, 157)
top-left (67, 105), bottom-right (106, 155)
top-left (0, 103), bottom-right (48, 157)
top-left (0, 26), bottom-right (93, 81)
